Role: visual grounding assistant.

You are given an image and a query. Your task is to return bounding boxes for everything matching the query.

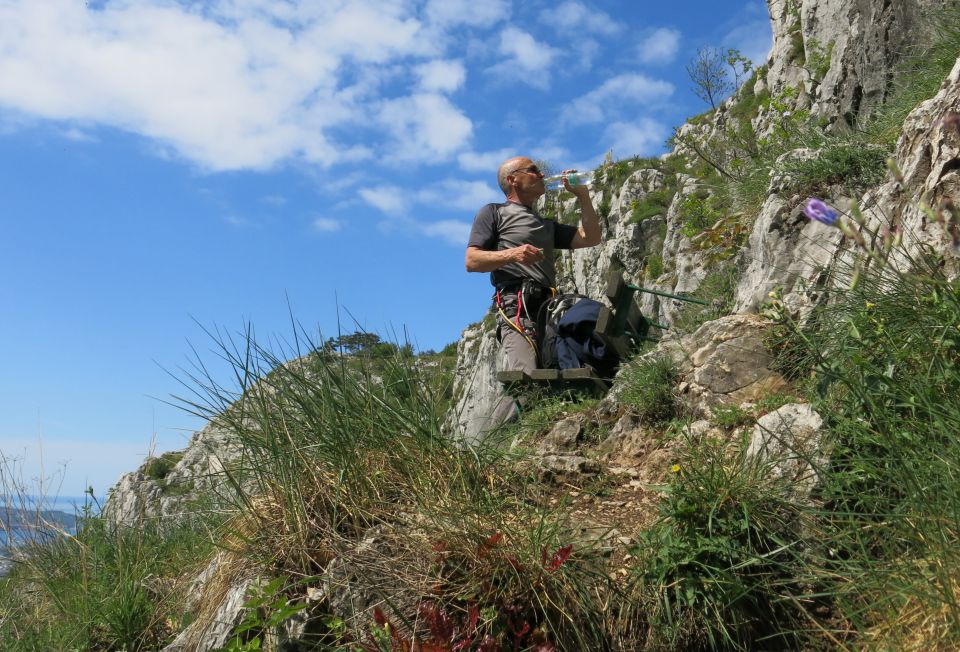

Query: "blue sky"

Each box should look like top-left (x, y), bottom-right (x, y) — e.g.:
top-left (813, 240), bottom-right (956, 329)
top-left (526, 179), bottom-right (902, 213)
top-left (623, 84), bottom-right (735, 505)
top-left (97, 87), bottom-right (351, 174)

top-left (0, 0), bottom-right (772, 498)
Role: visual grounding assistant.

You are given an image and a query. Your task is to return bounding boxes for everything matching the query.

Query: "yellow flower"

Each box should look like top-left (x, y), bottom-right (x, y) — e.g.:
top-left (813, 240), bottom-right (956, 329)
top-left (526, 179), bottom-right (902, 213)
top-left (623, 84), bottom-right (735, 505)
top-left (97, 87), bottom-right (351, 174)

top-left (865, 301), bottom-right (875, 309)
top-left (670, 464), bottom-right (681, 473)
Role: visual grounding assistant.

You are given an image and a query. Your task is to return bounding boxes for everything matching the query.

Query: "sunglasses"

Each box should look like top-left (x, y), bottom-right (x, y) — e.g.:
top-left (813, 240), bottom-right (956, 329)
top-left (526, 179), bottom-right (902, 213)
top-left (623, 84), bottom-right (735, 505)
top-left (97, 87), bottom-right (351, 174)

top-left (510, 165), bottom-right (541, 176)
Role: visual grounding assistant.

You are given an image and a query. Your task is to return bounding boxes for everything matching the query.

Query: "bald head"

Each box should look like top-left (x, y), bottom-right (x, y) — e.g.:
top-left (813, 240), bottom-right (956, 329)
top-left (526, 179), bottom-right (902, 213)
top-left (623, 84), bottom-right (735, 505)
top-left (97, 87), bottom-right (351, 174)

top-left (498, 156), bottom-right (530, 196)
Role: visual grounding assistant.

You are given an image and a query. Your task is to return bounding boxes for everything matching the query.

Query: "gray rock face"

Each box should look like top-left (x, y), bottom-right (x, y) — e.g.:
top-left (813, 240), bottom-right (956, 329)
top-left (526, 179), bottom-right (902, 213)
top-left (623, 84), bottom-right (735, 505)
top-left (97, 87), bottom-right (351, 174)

top-left (732, 192), bottom-right (846, 315)
top-left (537, 416), bottom-right (584, 455)
top-left (747, 403), bottom-right (826, 498)
top-left (661, 314), bottom-right (789, 415)
top-left (446, 317), bottom-right (513, 443)
top-left (765, 0), bottom-right (947, 129)
top-left (105, 421), bottom-right (242, 527)
top-left (537, 454), bottom-right (601, 485)
top-left (862, 56), bottom-right (960, 264)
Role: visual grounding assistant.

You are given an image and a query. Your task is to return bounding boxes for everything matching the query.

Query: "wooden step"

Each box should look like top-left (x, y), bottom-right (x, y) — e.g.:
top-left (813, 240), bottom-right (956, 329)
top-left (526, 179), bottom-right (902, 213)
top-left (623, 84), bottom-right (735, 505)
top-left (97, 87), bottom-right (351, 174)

top-left (496, 370), bottom-right (530, 383)
top-left (560, 367), bottom-right (596, 380)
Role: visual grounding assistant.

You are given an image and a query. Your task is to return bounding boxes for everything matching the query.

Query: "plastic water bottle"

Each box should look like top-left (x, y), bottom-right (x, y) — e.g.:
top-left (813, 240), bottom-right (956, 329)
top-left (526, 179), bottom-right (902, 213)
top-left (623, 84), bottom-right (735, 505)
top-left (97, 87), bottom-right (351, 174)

top-left (544, 171), bottom-right (594, 191)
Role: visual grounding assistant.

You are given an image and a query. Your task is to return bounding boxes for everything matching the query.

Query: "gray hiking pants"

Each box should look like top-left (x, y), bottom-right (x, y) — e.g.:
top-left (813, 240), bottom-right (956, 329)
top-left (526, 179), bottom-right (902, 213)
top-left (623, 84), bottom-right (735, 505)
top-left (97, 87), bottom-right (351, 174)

top-left (495, 286), bottom-right (549, 374)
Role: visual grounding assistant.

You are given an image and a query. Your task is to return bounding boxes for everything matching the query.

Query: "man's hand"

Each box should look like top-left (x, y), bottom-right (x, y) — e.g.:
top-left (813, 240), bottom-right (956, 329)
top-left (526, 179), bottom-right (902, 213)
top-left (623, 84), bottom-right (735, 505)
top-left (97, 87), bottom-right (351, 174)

top-left (561, 169), bottom-right (591, 201)
top-left (510, 243), bottom-right (545, 264)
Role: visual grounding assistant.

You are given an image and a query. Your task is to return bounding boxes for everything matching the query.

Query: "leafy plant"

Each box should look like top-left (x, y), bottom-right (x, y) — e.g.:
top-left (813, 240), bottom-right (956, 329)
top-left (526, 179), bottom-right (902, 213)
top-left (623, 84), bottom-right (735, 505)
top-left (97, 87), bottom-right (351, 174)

top-left (217, 577), bottom-right (309, 652)
top-left (637, 434), bottom-right (809, 651)
top-left (672, 265), bottom-right (738, 334)
top-left (618, 355), bottom-right (680, 424)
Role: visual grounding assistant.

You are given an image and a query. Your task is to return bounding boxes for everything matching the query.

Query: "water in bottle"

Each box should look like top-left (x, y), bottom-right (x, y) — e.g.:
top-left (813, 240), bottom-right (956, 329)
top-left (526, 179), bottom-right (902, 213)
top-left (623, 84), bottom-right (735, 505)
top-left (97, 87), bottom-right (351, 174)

top-left (544, 171), bottom-right (594, 191)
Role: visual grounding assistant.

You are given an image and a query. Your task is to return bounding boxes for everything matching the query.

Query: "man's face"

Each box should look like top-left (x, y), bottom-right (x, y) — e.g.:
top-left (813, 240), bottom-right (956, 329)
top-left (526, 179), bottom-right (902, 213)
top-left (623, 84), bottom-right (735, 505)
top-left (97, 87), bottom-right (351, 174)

top-left (508, 159), bottom-right (545, 197)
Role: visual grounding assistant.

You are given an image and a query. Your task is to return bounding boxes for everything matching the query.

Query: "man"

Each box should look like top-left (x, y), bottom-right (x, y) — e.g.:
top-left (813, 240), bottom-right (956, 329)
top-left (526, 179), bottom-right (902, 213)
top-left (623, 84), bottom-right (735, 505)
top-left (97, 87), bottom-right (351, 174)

top-left (465, 156), bottom-right (602, 374)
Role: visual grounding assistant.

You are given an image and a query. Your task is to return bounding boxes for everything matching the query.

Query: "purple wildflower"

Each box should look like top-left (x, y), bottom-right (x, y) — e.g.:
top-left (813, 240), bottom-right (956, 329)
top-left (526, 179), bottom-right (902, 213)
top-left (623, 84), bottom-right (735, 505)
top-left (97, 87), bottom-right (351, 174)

top-left (804, 198), bottom-right (839, 225)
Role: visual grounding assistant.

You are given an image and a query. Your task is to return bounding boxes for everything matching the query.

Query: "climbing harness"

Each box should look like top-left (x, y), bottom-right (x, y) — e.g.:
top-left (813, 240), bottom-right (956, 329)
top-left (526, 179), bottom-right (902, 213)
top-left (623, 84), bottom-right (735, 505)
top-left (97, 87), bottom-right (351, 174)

top-left (495, 280), bottom-right (557, 355)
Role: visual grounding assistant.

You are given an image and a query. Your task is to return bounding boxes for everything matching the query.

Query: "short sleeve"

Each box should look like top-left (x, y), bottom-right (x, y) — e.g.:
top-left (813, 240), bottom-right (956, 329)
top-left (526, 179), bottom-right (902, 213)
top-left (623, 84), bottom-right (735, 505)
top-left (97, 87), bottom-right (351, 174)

top-left (467, 203), bottom-right (499, 250)
top-left (554, 222), bottom-right (578, 249)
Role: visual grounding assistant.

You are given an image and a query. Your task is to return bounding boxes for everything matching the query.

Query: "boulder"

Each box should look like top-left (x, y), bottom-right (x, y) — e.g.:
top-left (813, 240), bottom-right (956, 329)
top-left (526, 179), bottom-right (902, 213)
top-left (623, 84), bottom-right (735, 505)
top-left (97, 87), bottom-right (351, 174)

top-left (747, 403), bottom-right (826, 499)
top-left (661, 314), bottom-right (789, 415)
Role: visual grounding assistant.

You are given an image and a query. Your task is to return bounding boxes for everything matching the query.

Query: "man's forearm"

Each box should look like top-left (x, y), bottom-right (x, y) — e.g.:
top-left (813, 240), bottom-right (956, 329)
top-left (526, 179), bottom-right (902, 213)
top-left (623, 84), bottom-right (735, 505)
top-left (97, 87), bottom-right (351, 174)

top-left (465, 247), bottom-right (512, 272)
top-left (574, 194), bottom-right (602, 248)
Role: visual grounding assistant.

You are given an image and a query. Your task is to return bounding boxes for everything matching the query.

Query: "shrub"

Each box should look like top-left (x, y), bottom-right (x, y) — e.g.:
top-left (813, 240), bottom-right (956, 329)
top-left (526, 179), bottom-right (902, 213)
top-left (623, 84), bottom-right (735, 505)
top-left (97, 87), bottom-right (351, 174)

top-left (677, 192), bottom-right (725, 238)
top-left (636, 434), bottom-right (810, 650)
top-left (780, 141), bottom-right (887, 195)
top-left (630, 188), bottom-right (675, 224)
top-left (617, 356), bottom-right (680, 424)
top-left (644, 253), bottom-right (665, 281)
top-left (143, 451), bottom-right (183, 482)
top-left (672, 265), bottom-right (738, 333)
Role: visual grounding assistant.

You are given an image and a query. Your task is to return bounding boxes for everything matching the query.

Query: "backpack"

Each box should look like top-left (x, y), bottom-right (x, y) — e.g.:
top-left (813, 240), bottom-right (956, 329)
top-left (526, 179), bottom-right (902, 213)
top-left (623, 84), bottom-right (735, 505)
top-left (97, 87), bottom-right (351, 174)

top-left (538, 294), bottom-right (621, 378)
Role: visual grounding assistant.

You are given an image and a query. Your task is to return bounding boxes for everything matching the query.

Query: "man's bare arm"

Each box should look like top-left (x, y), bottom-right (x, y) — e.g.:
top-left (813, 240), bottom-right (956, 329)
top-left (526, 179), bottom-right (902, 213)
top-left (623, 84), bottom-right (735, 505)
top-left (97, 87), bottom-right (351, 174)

top-left (568, 184), bottom-right (602, 249)
top-left (465, 244), bottom-right (544, 272)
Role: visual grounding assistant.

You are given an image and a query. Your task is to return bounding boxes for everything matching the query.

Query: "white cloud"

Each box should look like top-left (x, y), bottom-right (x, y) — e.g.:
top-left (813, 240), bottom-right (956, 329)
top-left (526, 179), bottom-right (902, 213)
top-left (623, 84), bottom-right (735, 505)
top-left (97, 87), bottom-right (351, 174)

top-left (550, 2), bottom-right (621, 36)
top-left (424, 0), bottom-right (510, 28)
top-left (496, 27), bottom-right (559, 88)
top-left (415, 60), bottom-right (466, 93)
top-left (359, 186), bottom-right (406, 215)
top-left (60, 126), bottom-right (96, 142)
top-left (223, 214), bottom-right (255, 227)
top-left (418, 179), bottom-right (500, 211)
top-left (312, 217), bottom-right (342, 233)
top-left (639, 28), bottom-right (681, 64)
top-left (0, 0), bottom-right (486, 172)
top-left (560, 74), bottom-right (674, 125)
top-left (603, 119), bottom-right (669, 159)
top-left (377, 93), bottom-right (473, 162)
top-left (360, 179), bottom-right (499, 215)
top-left (457, 148), bottom-right (515, 173)
top-left (420, 219), bottom-right (472, 246)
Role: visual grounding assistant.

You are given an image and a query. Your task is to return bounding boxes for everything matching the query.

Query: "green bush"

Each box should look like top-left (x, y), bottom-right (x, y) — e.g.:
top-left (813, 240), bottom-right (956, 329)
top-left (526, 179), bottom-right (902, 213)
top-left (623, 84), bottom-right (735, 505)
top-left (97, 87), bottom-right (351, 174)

top-left (143, 451), bottom-right (183, 482)
top-left (677, 192), bottom-right (725, 238)
top-left (644, 253), bottom-right (665, 281)
top-left (618, 356), bottom-right (680, 424)
top-left (630, 188), bottom-right (675, 223)
top-left (637, 435), bottom-right (809, 651)
top-left (780, 141), bottom-right (887, 195)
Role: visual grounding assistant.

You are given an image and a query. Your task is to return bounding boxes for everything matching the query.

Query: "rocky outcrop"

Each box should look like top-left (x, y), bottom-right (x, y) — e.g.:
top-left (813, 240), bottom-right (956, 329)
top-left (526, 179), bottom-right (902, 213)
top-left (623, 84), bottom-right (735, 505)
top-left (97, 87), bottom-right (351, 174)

top-left (662, 314), bottom-right (790, 415)
top-left (106, 421), bottom-right (242, 527)
top-left (862, 56), bottom-right (960, 262)
top-left (747, 403), bottom-right (826, 499)
top-left (765, 0), bottom-right (948, 128)
top-left (447, 316), bottom-right (515, 443)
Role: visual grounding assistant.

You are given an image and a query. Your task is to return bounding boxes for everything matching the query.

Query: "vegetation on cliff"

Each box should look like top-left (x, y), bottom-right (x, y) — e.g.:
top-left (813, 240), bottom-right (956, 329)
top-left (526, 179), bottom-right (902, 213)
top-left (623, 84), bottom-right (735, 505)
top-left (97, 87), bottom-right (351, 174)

top-left (2, 3), bottom-right (960, 651)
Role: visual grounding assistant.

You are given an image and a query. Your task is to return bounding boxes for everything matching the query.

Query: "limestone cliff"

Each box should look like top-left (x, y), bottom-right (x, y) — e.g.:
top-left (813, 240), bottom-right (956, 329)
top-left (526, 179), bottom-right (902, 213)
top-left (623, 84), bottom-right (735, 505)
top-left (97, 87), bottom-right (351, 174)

top-left (111, 0), bottom-right (955, 516)
top-left (449, 0), bottom-right (960, 443)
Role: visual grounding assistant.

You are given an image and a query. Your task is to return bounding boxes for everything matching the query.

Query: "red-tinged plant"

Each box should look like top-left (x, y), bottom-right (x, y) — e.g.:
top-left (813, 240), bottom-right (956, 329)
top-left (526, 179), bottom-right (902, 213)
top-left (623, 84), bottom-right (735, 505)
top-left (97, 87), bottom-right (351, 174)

top-left (545, 544), bottom-right (573, 573)
top-left (506, 556), bottom-right (525, 572)
top-left (476, 531), bottom-right (503, 559)
top-left (418, 601), bottom-right (455, 642)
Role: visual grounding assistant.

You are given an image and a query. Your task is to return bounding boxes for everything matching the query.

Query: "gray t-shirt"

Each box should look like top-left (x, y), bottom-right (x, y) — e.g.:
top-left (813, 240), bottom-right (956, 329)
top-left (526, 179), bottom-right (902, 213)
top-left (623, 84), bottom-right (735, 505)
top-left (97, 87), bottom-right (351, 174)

top-left (467, 201), bottom-right (578, 288)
